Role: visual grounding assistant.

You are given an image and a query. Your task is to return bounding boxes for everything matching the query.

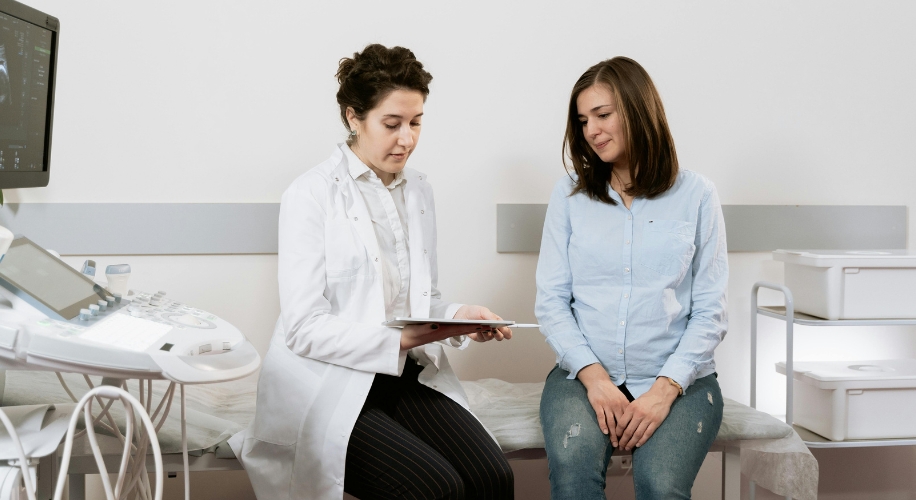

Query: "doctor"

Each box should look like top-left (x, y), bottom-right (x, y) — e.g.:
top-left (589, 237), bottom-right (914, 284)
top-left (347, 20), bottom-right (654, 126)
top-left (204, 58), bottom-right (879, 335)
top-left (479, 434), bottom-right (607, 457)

top-left (232, 44), bottom-right (515, 500)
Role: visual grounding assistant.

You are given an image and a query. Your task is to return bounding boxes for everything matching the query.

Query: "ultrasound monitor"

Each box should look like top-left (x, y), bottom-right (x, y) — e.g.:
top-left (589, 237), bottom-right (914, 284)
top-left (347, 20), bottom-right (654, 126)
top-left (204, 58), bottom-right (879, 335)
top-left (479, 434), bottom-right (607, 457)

top-left (0, 0), bottom-right (58, 188)
top-left (0, 237), bottom-right (108, 321)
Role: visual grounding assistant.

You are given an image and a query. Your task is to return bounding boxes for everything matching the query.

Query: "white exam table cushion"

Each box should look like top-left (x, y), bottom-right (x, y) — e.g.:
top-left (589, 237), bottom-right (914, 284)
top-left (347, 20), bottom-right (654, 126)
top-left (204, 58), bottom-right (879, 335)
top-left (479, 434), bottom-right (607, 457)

top-left (2, 372), bottom-right (788, 453)
top-left (460, 378), bottom-right (792, 452)
top-left (461, 379), bottom-right (816, 500)
top-left (3, 372), bottom-right (817, 499)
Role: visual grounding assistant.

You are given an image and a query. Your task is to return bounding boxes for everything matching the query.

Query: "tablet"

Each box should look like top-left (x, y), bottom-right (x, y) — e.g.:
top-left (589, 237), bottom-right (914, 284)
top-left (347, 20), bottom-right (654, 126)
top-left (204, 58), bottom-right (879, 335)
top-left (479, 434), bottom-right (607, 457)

top-left (383, 317), bottom-right (517, 328)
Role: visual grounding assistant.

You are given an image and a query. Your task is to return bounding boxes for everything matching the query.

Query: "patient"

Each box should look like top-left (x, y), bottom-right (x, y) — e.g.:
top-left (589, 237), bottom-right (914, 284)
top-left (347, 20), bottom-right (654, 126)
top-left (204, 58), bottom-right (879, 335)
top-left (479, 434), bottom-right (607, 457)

top-left (535, 57), bottom-right (728, 499)
top-left (236, 44), bottom-right (514, 500)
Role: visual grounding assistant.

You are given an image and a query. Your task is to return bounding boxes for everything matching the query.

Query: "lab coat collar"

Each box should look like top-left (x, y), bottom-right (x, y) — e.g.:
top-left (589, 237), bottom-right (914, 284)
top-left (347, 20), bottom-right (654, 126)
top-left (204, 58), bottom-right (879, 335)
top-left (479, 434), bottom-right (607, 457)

top-left (341, 144), bottom-right (406, 189)
top-left (328, 145), bottom-right (381, 268)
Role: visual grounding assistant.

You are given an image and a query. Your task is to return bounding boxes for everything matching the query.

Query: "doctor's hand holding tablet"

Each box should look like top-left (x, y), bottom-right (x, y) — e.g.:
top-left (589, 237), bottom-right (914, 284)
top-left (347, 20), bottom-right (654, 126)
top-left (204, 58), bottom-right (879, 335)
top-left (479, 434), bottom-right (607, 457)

top-left (393, 304), bottom-right (515, 349)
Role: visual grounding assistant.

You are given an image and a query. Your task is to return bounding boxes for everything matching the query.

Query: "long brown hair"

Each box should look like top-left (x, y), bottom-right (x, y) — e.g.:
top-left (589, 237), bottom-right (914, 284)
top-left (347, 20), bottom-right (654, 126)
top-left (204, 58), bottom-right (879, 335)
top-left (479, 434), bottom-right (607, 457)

top-left (564, 57), bottom-right (678, 204)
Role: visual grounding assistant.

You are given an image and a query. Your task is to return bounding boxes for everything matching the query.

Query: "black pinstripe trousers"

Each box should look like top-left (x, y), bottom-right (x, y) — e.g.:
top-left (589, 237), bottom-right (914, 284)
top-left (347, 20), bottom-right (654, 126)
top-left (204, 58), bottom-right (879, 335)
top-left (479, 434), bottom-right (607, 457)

top-left (344, 357), bottom-right (514, 500)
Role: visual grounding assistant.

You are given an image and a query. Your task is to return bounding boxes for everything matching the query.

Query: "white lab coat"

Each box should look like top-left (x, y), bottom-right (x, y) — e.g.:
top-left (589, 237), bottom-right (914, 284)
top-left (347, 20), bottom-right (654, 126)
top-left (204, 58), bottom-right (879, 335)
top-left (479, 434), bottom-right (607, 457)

top-left (229, 145), bottom-right (476, 500)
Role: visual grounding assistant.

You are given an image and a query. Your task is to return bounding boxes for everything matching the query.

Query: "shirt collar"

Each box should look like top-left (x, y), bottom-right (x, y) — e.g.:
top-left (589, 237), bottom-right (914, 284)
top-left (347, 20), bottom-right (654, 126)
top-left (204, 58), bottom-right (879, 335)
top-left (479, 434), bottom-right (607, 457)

top-left (343, 144), bottom-right (406, 189)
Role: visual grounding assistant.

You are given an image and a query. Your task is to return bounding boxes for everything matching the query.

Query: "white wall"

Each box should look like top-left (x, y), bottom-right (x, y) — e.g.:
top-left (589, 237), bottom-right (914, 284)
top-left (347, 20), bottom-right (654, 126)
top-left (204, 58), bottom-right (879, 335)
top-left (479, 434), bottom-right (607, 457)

top-left (18, 1), bottom-right (916, 498)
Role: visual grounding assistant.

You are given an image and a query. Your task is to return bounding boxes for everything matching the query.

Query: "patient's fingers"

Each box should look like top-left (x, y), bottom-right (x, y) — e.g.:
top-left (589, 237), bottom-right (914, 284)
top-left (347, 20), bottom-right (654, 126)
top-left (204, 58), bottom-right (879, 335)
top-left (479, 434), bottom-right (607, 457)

top-left (634, 421), bottom-right (658, 449)
top-left (605, 409), bottom-right (618, 448)
top-left (614, 409), bottom-right (633, 440)
top-left (623, 419), bottom-right (651, 451)
top-left (594, 405), bottom-right (608, 435)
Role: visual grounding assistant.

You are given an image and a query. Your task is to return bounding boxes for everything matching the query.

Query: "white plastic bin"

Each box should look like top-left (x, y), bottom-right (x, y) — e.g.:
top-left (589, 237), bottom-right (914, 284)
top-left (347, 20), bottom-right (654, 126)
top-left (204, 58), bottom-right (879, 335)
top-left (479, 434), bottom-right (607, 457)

top-left (776, 359), bottom-right (916, 441)
top-left (773, 250), bottom-right (916, 320)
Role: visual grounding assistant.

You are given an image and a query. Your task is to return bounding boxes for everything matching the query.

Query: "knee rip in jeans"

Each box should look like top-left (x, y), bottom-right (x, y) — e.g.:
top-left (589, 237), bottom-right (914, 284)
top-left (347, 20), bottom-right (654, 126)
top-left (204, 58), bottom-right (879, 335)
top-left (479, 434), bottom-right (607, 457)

top-left (699, 390), bottom-right (716, 433)
top-left (562, 423), bottom-right (581, 448)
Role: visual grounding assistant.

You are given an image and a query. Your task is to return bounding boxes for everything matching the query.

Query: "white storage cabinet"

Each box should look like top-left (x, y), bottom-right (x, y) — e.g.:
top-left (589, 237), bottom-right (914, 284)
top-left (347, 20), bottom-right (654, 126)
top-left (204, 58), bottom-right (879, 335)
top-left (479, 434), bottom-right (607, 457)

top-left (751, 280), bottom-right (916, 448)
top-left (775, 359), bottom-right (916, 441)
top-left (773, 249), bottom-right (916, 320)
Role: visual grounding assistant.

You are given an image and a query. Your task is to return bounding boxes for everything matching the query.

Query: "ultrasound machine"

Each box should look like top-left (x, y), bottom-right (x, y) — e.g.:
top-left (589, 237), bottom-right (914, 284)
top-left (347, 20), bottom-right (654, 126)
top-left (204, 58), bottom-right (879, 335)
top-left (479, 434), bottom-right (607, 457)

top-left (0, 0), bottom-right (258, 387)
top-left (0, 236), bottom-right (260, 383)
top-left (0, 1), bottom-right (260, 498)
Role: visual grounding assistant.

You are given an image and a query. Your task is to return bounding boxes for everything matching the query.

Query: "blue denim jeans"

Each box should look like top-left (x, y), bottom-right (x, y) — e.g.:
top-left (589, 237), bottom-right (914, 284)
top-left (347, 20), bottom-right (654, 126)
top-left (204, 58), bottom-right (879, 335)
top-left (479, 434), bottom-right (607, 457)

top-left (540, 366), bottom-right (723, 499)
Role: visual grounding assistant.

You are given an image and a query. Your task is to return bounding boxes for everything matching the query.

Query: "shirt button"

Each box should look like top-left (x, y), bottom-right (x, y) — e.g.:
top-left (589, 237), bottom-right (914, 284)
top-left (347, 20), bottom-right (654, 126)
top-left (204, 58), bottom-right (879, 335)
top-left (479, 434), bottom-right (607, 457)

top-left (627, 215), bottom-right (632, 220)
top-left (624, 267), bottom-right (630, 273)
top-left (620, 320), bottom-right (625, 326)
top-left (624, 293), bottom-right (629, 299)
top-left (424, 249), bottom-right (428, 254)
top-left (353, 216), bottom-right (358, 221)
top-left (421, 210), bottom-right (425, 214)
top-left (618, 348), bottom-right (624, 354)
top-left (423, 292), bottom-right (428, 296)
top-left (626, 240), bottom-right (631, 244)
top-left (374, 257), bottom-right (379, 262)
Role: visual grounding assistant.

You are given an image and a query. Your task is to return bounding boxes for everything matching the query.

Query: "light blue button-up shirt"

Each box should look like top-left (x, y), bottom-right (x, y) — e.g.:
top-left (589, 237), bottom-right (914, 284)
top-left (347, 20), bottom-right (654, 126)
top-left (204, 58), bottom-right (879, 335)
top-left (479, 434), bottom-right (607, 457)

top-left (535, 170), bottom-right (728, 398)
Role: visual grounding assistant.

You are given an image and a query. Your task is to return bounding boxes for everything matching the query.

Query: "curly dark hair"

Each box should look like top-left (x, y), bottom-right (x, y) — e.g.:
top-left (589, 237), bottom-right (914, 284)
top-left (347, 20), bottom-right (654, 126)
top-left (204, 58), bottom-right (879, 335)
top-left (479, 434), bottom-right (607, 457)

top-left (336, 44), bottom-right (433, 144)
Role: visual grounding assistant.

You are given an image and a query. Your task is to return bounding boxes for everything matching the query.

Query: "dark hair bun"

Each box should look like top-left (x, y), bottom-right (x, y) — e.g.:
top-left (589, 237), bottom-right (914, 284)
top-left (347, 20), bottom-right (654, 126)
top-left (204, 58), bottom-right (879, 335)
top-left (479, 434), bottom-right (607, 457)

top-left (336, 44), bottom-right (433, 140)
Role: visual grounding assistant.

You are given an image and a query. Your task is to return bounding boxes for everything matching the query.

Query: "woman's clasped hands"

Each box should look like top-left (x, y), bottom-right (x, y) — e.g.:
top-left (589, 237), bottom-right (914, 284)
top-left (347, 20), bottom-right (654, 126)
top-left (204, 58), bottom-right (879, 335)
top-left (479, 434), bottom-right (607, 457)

top-left (578, 364), bottom-right (680, 451)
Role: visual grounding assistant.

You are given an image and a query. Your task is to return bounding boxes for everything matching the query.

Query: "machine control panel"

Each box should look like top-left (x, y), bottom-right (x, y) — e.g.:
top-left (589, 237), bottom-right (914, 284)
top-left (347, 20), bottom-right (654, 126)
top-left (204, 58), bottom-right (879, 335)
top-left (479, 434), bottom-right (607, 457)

top-left (8, 287), bottom-right (260, 382)
top-left (31, 289), bottom-right (234, 356)
top-left (0, 237), bottom-right (261, 382)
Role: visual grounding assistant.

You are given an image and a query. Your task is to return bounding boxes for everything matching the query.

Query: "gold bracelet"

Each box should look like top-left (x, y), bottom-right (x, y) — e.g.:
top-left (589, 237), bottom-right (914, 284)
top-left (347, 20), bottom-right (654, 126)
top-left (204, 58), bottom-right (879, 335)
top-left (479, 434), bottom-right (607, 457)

top-left (662, 376), bottom-right (683, 396)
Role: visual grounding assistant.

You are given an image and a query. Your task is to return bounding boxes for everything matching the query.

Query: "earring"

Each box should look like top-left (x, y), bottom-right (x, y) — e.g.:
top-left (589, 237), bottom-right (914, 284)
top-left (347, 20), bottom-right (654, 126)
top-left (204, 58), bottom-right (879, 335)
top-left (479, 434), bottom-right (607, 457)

top-left (350, 129), bottom-right (357, 137)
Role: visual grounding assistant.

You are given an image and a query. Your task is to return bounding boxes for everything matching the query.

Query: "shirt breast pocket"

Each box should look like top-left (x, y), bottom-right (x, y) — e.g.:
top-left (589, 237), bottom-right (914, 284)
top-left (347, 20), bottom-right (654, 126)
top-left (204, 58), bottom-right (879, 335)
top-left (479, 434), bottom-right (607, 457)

top-left (637, 219), bottom-right (697, 282)
top-left (324, 219), bottom-right (367, 279)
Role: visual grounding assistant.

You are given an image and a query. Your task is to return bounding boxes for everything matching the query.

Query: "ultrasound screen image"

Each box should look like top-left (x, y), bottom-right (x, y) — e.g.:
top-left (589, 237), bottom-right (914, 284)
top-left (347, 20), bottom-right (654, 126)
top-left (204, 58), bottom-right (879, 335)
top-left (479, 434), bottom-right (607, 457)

top-left (0, 11), bottom-right (53, 172)
top-left (0, 43), bottom-right (11, 113)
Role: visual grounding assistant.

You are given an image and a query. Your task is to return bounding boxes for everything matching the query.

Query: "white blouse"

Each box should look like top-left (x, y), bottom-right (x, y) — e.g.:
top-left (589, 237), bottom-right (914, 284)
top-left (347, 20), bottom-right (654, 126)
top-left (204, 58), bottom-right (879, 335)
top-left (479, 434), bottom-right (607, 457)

top-left (344, 145), bottom-right (411, 321)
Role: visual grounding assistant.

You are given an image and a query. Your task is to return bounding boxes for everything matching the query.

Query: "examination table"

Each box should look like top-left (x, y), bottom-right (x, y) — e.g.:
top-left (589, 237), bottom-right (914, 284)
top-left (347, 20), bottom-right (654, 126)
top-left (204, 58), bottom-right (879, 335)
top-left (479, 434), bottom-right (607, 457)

top-left (1, 371), bottom-right (818, 500)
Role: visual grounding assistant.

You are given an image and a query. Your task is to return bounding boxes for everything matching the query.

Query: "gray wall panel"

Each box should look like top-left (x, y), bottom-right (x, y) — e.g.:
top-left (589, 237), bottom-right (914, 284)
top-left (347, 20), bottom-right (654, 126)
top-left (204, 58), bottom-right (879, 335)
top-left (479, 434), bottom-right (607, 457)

top-left (497, 203), bottom-right (907, 253)
top-left (0, 203), bottom-right (905, 255)
top-left (722, 205), bottom-right (907, 251)
top-left (497, 204), bottom-right (549, 253)
top-left (0, 204), bottom-right (280, 255)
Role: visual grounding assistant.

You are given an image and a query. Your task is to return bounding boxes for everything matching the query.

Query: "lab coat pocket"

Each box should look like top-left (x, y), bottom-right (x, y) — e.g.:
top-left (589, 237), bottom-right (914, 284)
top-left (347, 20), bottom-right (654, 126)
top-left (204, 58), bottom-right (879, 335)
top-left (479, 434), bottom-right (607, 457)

top-left (251, 345), bottom-right (319, 445)
top-left (324, 219), bottom-right (367, 279)
top-left (637, 219), bottom-right (696, 283)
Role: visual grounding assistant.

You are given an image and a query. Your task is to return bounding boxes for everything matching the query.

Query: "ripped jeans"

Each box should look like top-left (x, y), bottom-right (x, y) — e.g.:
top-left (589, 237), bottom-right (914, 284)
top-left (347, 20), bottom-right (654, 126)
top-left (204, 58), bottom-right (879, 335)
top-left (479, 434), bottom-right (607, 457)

top-left (540, 366), bottom-right (723, 500)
